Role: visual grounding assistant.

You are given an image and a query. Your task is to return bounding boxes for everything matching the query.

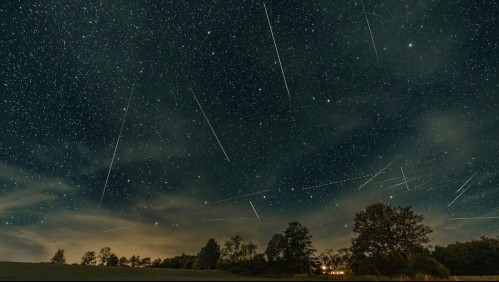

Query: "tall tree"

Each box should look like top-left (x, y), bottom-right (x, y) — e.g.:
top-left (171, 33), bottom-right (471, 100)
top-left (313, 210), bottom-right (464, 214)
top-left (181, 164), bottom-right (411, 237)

top-left (194, 239), bottom-right (221, 270)
top-left (283, 221), bottom-right (317, 274)
top-left (80, 251), bottom-right (97, 265)
top-left (230, 235), bottom-right (242, 261)
top-left (98, 247), bottom-right (113, 266)
top-left (265, 233), bottom-right (287, 265)
top-left (50, 249), bottom-right (66, 264)
top-left (221, 239), bottom-right (234, 263)
top-left (350, 203), bottom-right (433, 275)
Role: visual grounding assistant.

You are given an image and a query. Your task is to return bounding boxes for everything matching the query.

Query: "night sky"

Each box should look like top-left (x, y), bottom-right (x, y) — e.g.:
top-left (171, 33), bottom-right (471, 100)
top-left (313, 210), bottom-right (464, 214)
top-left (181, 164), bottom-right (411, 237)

top-left (1, 0), bottom-right (498, 263)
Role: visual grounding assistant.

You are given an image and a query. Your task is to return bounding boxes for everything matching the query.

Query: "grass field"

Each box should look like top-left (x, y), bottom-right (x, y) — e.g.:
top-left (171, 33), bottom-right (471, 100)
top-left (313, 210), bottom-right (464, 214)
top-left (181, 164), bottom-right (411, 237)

top-left (0, 262), bottom-right (498, 281)
top-left (0, 262), bottom-right (277, 281)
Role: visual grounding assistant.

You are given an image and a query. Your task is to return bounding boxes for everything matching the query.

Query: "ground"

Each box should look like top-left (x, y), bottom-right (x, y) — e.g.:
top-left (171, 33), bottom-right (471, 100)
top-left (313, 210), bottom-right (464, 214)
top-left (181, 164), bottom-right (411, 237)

top-left (0, 262), bottom-right (497, 281)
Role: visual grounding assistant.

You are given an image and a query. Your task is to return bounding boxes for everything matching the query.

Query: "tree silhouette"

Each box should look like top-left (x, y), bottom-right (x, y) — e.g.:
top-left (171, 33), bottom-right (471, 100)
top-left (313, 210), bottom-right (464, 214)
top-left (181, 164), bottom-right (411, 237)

top-left (50, 249), bottom-right (66, 264)
top-left (152, 258), bottom-right (162, 268)
top-left (140, 257), bottom-right (151, 267)
top-left (220, 235), bottom-right (258, 265)
top-left (350, 203), bottom-right (439, 276)
top-left (221, 235), bottom-right (241, 263)
top-left (98, 247), bottom-right (113, 266)
top-left (433, 236), bottom-right (499, 275)
top-left (243, 241), bottom-right (258, 261)
top-left (108, 253), bottom-right (119, 266)
top-left (283, 221), bottom-right (317, 274)
top-left (194, 238), bottom-right (220, 270)
top-left (160, 254), bottom-right (195, 269)
top-left (129, 255), bottom-right (141, 267)
top-left (118, 256), bottom-right (129, 267)
top-left (265, 233), bottom-right (286, 265)
top-left (80, 251), bottom-right (96, 265)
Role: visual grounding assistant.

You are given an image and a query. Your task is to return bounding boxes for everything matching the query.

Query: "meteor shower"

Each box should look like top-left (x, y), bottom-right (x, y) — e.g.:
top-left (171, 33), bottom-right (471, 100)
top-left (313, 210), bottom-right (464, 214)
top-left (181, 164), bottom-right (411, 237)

top-left (0, 0), bottom-right (497, 280)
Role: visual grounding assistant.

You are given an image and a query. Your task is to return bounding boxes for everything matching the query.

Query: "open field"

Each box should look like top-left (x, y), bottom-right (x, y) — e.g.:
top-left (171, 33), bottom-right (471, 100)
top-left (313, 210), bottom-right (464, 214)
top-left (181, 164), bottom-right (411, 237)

top-left (0, 262), bottom-right (497, 281)
top-left (0, 262), bottom-right (277, 281)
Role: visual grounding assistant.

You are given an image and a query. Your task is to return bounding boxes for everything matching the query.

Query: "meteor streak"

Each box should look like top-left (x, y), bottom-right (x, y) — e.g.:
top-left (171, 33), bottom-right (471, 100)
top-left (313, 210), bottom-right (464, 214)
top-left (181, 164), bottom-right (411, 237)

top-left (455, 172), bottom-right (477, 193)
top-left (206, 218), bottom-right (254, 222)
top-left (263, 2), bottom-right (291, 99)
top-left (384, 178), bottom-right (418, 190)
top-left (302, 172), bottom-right (379, 191)
top-left (190, 89), bottom-right (230, 163)
top-left (357, 161), bottom-right (394, 190)
top-left (214, 189), bottom-right (272, 203)
top-left (401, 166), bottom-right (409, 191)
top-left (448, 216), bottom-right (499, 220)
top-left (100, 78), bottom-right (137, 206)
top-left (249, 201), bottom-right (261, 220)
top-left (360, 0), bottom-right (379, 60)
top-left (448, 184), bottom-right (473, 207)
top-left (104, 225), bottom-right (137, 233)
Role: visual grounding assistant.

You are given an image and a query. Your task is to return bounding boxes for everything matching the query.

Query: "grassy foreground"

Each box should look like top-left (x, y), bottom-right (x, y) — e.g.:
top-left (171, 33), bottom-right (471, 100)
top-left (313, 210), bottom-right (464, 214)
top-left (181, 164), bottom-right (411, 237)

top-left (0, 262), bottom-right (276, 281)
top-left (0, 262), bottom-right (498, 281)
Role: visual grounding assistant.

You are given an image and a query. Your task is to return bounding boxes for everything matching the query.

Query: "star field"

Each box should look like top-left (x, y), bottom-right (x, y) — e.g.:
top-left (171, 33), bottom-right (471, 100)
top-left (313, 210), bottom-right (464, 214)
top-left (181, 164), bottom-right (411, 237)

top-left (0, 0), bottom-right (497, 262)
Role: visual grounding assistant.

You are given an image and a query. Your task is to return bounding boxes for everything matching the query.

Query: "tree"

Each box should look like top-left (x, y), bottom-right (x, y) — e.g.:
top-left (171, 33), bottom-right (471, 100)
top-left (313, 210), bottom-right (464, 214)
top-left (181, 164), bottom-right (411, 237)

top-left (350, 203), bottom-right (437, 276)
top-left (80, 251), bottom-right (97, 265)
top-left (152, 258), bottom-right (162, 268)
top-left (140, 257), bottom-right (151, 267)
top-left (220, 235), bottom-right (242, 264)
top-left (161, 258), bottom-right (171, 268)
top-left (180, 254), bottom-right (197, 269)
top-left (283, 221), bottom-right (317, 274)
top-left (220, 235), bottom-right (259, 266)
top-left (98, 247), bottom-right (113, 266)
top-left (50, 249), bottom-right (66, 264)
top-left (158, 253), bottom-right (195, 269)
top-left (118, 256), bottom-right (129, 267)
top-left (243, 241), bottom-right (258, 261)
top-left (108, 253), bottom-right (119, 266)
top-left (407, 253), bottom-right (450, 277)
top-left (129, 255), bottom-right (141, 267)
top-left (194, 239), bottom-right (221, 270)
top-left (433, 236), bottom-right (499, 275)
top-left (265, 233), bottom-right (287, 265)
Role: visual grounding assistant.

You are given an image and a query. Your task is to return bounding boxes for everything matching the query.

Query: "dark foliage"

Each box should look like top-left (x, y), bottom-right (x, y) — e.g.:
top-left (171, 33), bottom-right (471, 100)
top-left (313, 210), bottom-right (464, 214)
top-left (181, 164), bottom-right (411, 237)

top-left (349, 203), bottom-right (448, 277)
top-left (264, 221), bottom-right (317, 274)
top-left (433, 236), bottom-right (499, 275)
top-left (160, 253), bottom-right (196, 269)
top-left (193, 239), bottom-right (220, 270)
top-left (50, 249), bottom-right (66, 264)
top-left (80, 251), bottom-right (96, 266)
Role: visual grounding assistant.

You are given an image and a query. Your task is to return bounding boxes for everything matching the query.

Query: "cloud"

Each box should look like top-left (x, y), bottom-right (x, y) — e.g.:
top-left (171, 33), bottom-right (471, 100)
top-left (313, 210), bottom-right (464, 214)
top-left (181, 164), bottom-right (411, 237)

top-left (0, 163), bottom-right (74, 215)
top-left (0, 194), bottom-right (274, 263)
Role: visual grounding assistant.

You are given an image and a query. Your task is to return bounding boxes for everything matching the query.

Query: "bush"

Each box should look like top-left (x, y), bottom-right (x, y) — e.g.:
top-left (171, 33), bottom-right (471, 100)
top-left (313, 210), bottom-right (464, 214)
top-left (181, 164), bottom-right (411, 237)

top-left (225, 256), bottom-right (268, 276)
top-left (406, 254), bottom-right (450, 278)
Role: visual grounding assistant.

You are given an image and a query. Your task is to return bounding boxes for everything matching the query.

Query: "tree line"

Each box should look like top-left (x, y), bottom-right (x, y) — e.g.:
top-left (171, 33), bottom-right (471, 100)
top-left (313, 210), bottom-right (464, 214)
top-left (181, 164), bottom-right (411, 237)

top-left (49, 203), bottom-right (499, 277)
